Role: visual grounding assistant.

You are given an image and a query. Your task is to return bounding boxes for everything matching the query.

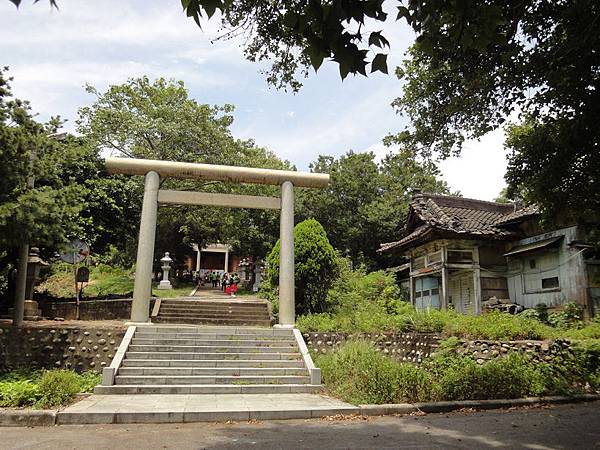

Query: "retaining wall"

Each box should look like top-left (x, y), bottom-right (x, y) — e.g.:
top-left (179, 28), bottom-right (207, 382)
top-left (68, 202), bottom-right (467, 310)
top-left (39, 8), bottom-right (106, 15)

top-left (0, 324), bottom-right (125, 373)
top-left (303, 332), bottom-right (574, 364)
top-left (39, 298), bottom-right (156, 321)
top-left (303, 332), bottom-right (441, 363)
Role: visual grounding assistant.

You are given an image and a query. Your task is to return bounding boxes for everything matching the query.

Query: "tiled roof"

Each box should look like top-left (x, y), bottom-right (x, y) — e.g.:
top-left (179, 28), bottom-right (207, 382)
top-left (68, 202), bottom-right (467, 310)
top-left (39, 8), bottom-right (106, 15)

top-left (379, 194), bottom-right (538, 253)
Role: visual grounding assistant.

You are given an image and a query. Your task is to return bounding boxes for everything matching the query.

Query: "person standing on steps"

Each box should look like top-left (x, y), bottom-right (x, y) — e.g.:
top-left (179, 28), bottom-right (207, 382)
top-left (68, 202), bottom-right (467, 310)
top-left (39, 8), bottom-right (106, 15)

top-left (230, 272), bottom-right (240, 298)
top-left (222, 272), bottom-right (229, 294)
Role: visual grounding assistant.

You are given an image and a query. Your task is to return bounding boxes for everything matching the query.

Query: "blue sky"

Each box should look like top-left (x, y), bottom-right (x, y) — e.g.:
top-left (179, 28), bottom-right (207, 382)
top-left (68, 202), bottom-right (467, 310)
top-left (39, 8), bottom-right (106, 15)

top-left (0, 0), bottom-right (508, 200)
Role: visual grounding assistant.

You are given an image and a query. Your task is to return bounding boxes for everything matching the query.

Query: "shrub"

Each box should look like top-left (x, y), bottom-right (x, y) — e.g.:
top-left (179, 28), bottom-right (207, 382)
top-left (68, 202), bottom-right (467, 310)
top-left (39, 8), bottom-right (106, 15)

top-left (265, 219), bottom-right (338, 315)
top-left (316, 340), bottom-right (433, 404)
top-left (78, 371), bottom-right (102, 393)
top-left (35, 370), bottom-right (84, 408)
top-left (548, 302), bottom-right (584, 329)
top-left (429, 352), bottom-right (547, 400)
top-left (0, 380), bottom-right (41, 407)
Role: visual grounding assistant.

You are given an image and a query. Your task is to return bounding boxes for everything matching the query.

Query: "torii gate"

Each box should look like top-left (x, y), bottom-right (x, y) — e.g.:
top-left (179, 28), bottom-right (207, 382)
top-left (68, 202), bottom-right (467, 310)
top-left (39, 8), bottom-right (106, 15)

top-left (106, 157), bottom-right (330, 327)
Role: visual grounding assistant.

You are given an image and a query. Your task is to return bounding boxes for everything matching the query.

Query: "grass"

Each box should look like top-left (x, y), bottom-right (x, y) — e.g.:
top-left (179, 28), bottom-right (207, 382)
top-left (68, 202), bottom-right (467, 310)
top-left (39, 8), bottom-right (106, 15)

top-left (38, 262), bottom-right (196, 299)
top-left (315, 340), bottom-right (600, 405)
top-left (0, 369), bottom-right (101, 409)
top-left (151, 283), bottom-right (195, 298)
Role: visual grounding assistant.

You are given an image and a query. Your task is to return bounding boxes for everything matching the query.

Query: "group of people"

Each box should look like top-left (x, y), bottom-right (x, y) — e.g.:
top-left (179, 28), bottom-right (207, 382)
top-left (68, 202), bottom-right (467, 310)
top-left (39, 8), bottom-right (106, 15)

top-left (195, 270), bottom-right (241, 297)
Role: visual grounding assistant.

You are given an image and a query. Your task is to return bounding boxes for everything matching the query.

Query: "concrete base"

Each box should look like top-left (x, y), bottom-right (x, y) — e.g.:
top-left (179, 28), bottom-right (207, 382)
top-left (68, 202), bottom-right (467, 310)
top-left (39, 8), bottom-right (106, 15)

top-left (57, 394), bottom-right (357, 424)
top-left (157, 281), bottom-right (172, 290)
top-left (273, 324), bottom-right (294, 329)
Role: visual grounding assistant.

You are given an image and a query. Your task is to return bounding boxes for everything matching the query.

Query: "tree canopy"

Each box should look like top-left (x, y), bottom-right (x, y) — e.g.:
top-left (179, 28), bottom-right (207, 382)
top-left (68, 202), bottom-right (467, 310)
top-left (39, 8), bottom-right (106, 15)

top-left (79, 76), bottom-right (292, 268)
top-left (297, 148), bottom-right (448, 269)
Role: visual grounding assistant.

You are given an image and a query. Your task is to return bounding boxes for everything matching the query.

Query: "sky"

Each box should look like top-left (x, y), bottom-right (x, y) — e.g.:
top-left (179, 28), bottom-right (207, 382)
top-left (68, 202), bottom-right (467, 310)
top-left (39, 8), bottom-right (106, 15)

top-left (0, 0), bottom-right (508, 200)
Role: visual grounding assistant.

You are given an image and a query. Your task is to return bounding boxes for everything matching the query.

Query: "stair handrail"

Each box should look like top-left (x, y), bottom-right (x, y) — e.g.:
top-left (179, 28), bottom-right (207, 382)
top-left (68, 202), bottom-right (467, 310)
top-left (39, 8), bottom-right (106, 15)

top-left (101, 325), bottom-right (137, 386)
top-left (292, 328), bottom-right (321, 385)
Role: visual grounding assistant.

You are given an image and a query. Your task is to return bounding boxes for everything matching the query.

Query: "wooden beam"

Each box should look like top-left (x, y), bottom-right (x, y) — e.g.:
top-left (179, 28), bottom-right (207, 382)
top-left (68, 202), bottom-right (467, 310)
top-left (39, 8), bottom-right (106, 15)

top-left (157, 190), bottom-right (281, 210)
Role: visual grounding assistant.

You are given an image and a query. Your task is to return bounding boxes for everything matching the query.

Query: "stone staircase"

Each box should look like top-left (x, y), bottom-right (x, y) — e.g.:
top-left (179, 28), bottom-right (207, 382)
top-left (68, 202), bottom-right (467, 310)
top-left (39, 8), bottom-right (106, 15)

top-left (152, 298), bottom-right (272, 327)
top-left (95, 325), bottom-right (321, 394)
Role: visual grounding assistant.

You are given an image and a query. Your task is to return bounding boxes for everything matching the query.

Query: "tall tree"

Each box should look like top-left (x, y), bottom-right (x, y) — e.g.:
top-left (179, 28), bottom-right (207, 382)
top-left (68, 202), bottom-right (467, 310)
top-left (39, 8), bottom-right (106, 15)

top-left (79, 76), bottom-right (292, 268)
top-left (297, 148), bottom-right (448, 269)
top-left (0, 68), bottom-right (84, 304)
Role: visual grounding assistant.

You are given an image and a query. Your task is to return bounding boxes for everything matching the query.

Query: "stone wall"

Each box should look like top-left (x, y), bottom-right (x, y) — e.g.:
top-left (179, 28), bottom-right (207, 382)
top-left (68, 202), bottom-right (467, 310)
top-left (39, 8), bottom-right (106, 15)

top-left (303, 332), bottom-right (573, 365)
top-left (39, 298), bottom-right (156, 321)
top-left (0, 324), bottom-right (125, 373)
top-left (303, 332), bottom-right (441, 363)
top-left (456, 338), bottom-right (573, 364)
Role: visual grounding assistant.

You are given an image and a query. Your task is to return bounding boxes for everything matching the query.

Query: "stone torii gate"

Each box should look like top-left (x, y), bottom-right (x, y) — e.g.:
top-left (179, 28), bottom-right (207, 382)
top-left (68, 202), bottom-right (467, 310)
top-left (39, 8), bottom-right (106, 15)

top-left (106, 157), bottom-right (329, 327)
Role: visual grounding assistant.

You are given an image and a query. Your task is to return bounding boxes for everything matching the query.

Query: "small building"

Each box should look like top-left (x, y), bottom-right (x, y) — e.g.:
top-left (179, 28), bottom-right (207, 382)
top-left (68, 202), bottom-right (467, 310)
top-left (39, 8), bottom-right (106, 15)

top-left (379, 193), bottom-right (597, 316)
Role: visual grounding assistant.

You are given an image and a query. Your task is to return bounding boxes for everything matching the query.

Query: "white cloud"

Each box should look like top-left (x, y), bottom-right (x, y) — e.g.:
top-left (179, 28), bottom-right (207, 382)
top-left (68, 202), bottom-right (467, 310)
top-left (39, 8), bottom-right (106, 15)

top-left (439, 129), bottom-right (508, 201)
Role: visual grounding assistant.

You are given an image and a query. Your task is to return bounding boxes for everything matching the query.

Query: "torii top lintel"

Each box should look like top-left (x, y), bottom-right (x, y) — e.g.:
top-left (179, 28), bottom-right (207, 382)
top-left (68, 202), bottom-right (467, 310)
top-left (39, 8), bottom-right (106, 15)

top-left (105, 157), bottom-right (329, 189)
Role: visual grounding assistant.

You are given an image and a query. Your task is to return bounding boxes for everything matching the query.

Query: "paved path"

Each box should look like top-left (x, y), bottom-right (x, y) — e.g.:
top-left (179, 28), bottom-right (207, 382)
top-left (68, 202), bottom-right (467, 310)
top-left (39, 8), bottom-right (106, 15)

top-left (3, 402), bottom-right (599, 449)
top-left (58, 394), bottom-right (355, 423)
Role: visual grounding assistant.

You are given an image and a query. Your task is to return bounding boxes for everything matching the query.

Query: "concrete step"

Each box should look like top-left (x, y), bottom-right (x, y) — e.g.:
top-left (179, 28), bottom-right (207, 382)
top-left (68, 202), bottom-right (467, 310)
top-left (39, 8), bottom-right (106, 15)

top-left (118, 367), bottom-right (308, 376)
top-left (136, 326), bottom-right (291, 336)
top-left (157, 312), bottom-right (269, 320)
top-left (153, 317), bottom-right (272, 326)
top-left (160, 301), bottom-right (267, 308)
top-left (125, 352), bottom-right (302, 360)
top-left (160, 303), bottom-right (268, 309)
top-left (114, 375), bottom-right (311, 385)
top-left (93, 384), bottom-right (321, 394)
top-left (121, 359), bottom-right (306, 368)
top-left (128, 344), bottom-right (297, 353)
top-left (158, 310), bottom-right (268, 318)
top-left (160, 303), bottom-right (267, 309)
top-left (131, 338), bottom-right (297, 347)
top-left (133, 332), bottom-right (294, 341)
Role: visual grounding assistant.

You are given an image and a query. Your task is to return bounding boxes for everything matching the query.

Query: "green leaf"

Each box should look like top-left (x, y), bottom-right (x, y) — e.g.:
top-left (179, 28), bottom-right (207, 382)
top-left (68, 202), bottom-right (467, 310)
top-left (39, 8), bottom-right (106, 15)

top-left (396, 6), bottom-right (410, 21)
top-left (368, 31), bottom-right (389, 49)
top-left (306, 46), bottom-right (325, 72)
top-left (370, 53), bottom-right (388, 74)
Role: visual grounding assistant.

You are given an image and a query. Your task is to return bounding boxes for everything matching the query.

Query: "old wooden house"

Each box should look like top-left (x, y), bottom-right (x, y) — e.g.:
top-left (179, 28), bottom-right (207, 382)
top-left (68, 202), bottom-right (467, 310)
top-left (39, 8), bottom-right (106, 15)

top-left (379, 193), bottom-right (597, 316)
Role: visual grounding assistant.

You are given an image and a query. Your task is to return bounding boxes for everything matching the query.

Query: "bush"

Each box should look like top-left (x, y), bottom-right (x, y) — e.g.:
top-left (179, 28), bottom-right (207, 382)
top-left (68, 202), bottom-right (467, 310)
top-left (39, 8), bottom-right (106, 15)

top-left (265, 219), bottom-right (338, 315)
top-left (428, 352), bottom-right (546, 400)
top-left (548, 302), bottom-right (584, 329)
top-left (316, 340), bottom-right (433, 404)
top-left (0, 369), bottom-right (100, 409)
top-left (0, 380), bottom-right (41, 407)
top-left (35, 370), bottom-right (82, 408)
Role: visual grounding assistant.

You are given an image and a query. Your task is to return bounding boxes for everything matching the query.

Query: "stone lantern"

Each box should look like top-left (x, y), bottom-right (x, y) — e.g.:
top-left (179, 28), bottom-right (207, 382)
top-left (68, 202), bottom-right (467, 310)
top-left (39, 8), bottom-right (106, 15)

top-left (253, 259), bottom-right (264, 292)
top-left (24, 247), bottom-right (48, 320)
top-left (157, 252), bottom-right (173, 290)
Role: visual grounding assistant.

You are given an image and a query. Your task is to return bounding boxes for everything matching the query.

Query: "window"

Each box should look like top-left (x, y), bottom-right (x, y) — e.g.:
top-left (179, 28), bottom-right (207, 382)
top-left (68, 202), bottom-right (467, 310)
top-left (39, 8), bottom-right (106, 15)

top-left (529, 259), bottom-right (536, 269)
top-left (415, 291), bottom-right (422, 298)
top-left (447, 249), bottom-right (473, 263)
top-left (427, 251), bottom-right (442, 265)
top-left (542, 277), bottom-right (559, 289)
top-left (412, 257), bottom-right (425, 270)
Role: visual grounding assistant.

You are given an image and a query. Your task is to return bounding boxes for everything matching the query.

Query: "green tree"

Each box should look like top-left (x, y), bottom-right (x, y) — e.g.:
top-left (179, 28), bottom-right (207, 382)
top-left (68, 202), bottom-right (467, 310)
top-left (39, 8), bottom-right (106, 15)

top-left (266, 219), bottom-right (338, 315)
top-left (178, 0), bottom-right (598, 221)
top-left (0, 68), bottom-right (84, 303)
top-left (79, 76), bottom-right (291, 267)
top-left (297, 148), bottom-right (448, 269)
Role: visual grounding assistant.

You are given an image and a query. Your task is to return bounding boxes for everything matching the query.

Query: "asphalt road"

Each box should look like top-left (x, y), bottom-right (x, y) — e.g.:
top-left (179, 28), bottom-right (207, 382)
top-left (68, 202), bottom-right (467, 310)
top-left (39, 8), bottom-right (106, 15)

top-left (2, 402), bottom-right (599, 449)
